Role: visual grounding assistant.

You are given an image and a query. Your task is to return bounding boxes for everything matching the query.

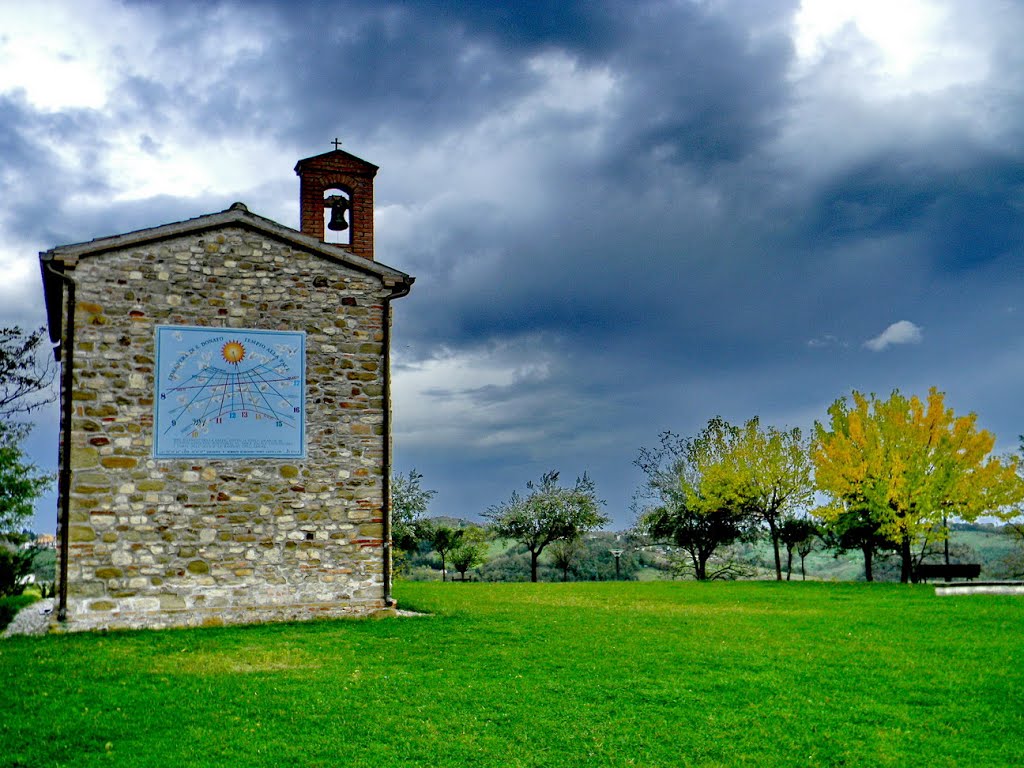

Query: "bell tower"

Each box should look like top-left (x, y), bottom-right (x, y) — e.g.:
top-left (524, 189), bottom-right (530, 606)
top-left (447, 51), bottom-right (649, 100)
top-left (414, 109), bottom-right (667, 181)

top-left (295, 140), bottom-right (379, 260)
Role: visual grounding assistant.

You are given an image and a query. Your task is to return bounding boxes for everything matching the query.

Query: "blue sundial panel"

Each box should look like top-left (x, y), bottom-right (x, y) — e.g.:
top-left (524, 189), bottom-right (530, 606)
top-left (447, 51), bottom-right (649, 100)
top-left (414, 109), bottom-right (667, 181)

top-left (153, 326), bottom-right (306, 459)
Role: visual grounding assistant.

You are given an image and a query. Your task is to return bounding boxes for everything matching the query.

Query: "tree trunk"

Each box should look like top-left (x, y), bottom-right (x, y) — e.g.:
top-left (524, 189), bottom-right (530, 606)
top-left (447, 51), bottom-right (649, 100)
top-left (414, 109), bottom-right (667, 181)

top-left (785, 545), bottom-right (793, 581)
top-left (530, 550), bottom-right (539, 582)
top-left (862, 544), bottom-right (874, 582)
top-left (799, 553), bottom-right (807, 581)
top-left (695, 554), bottom-right (708, 581)
top-left (900, 536), bottom-right (913, 583)
top-left (769, 522), bottom-right (783, 581)
top-left (440, 554), bottom-right (447, 582)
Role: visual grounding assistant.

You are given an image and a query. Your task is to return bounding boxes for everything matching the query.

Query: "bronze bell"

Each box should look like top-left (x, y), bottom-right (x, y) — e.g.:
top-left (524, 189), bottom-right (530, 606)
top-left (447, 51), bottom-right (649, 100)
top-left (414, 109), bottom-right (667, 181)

top-left (325, 195), bottom-right (349, 232)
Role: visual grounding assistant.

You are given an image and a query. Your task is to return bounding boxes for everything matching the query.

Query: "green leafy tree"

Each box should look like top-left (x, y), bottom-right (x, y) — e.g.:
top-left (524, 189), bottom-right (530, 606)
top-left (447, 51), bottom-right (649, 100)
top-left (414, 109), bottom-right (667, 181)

top-left (0, 422), bottom-right (53, 595)
top-left (778, 516), bottom-right (818, 581)
top-left (0, 422), bottom-right (53, 537)
top-left (484, 471), bottom-right (608, 582)
top-left (817, 504), bottom-right (892, 581)
top-left (0, 326), bottom-right (55, 596)
top-left (416, 520), bottom-right (463, 581)
top-left (634, 423), bottom-right (753, 581)
top-left (391, 469), bottom-right (437, 570)
top-left (1, 326), bottom-right (55, 419)
top-left (705, 418), bottom-right (815, 581)
top-left (0, 545), bottom-right (37, 597)
top-left (1000, 522), bottom-right (1024, 578)
top-left (449, 525), bottom-right (489, 580)
top-left (549, 536), bottom-right (585, 581)
top-left (813, 388), bottom-right (1024, 582)
top-left (795, 532), bottom-right (816, 581)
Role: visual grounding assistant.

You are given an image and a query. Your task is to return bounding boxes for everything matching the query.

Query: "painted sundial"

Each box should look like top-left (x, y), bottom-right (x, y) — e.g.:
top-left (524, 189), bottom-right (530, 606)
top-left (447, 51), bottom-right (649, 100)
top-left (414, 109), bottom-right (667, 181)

top-left (154, 326), bottom-right (306, 458)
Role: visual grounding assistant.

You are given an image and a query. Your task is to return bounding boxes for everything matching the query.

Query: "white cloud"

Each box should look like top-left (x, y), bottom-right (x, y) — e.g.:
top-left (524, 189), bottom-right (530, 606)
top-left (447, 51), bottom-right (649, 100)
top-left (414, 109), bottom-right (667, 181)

top-left (864, 320), bottom-right (923, 351)
top-left (0, 0), bottom-right (123, 111)
top-left (792, 0), bottom-right (987, 92)
top-left (391, 339), bottom-right (556, 450)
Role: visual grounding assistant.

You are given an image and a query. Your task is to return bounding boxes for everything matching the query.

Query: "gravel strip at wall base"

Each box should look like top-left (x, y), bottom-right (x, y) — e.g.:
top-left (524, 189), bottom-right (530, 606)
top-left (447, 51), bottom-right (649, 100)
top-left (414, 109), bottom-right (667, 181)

top-left (2, 599), bottom-right (55, 638)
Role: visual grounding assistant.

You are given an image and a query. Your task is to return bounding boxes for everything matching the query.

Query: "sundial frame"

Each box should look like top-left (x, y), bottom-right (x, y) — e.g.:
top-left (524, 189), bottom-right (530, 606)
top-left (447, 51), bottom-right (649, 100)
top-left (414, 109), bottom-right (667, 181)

top-left (153, 325), bottom-right (306, 459)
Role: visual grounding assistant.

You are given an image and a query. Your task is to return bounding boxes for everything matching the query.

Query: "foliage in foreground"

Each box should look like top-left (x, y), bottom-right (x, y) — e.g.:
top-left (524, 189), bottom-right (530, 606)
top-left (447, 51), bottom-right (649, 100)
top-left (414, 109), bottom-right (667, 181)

top-left (1, 582), bottom-right (1022, 767)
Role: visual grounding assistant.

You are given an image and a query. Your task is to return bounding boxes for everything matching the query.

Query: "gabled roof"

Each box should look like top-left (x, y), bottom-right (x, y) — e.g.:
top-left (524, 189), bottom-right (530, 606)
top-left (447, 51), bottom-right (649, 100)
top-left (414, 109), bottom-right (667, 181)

top-left (39, 202), bottom-right (413, 346)
top-left (294, 148), bottom-right (379, 175)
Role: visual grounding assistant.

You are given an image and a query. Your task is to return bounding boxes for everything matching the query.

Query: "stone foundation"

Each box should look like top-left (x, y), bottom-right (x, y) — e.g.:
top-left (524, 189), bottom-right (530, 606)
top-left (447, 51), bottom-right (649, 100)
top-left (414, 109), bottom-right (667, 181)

top-left (52, 598), bottom-right (394, 633)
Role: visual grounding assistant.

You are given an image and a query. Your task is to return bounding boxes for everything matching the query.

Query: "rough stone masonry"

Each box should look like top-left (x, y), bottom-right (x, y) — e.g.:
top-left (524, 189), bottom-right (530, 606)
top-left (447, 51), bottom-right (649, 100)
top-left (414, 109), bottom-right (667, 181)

top-left (39, 148), bottom-right (413, 632)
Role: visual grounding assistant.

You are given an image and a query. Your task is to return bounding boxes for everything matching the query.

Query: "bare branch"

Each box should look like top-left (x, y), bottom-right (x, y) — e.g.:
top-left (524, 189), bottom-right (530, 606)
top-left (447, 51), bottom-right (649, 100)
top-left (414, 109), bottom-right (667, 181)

top-left (0, 326), bottom-right (57, 419)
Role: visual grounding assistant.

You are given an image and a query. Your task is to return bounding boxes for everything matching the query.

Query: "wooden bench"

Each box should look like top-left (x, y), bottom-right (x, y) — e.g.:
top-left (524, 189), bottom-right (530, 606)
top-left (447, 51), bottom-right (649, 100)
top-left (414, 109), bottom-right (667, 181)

top-left (914, 563), bottom-right (981, 582)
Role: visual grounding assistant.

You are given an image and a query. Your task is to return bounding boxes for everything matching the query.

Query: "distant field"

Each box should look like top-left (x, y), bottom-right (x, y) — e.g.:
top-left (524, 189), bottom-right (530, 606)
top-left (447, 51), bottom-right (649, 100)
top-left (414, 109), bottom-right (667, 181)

top-left (1, 581), bottom-right (1022, 767)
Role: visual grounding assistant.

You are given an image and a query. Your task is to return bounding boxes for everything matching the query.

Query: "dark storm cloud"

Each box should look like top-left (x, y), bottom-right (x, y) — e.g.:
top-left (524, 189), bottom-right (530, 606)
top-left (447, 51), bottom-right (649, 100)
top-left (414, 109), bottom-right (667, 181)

top-left (0, 95), bottom-right (113, 244)
top-left (808, 149), bottom-right (1024, 271)
top-left (9, 0), bottom-right (1024, 529)
top-left (167, 0), bottom-right (801, 169)
top-left (212, 2), bottom-right (545, 146)
top-left (387, 0), bottom-right (618, 54)
top-left (604, 1), bottom-right (796, 169)
top-left (265, 2), bottom-right (804, 375)
top-left (0, 93), bottom-right (225, 248)
top-left (246, 0), bottom-right (617, 56)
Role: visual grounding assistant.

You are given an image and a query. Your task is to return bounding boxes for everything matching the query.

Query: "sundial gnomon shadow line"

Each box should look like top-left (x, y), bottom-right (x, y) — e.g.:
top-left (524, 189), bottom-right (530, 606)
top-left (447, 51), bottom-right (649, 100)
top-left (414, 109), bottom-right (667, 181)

top-left (160, 359), bottom-right (301, 437)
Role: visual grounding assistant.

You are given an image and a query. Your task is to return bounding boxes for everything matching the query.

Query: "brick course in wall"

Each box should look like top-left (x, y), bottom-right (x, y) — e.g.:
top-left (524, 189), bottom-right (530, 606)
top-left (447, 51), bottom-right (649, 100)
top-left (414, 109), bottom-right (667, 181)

top-left (41, 204), bottom-right (412, 632)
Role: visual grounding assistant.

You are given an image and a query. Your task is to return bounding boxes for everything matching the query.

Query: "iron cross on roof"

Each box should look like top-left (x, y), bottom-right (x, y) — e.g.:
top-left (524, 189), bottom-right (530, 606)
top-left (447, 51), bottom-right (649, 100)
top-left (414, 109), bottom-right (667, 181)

top-left (332, 138), bottom-right (343, 150)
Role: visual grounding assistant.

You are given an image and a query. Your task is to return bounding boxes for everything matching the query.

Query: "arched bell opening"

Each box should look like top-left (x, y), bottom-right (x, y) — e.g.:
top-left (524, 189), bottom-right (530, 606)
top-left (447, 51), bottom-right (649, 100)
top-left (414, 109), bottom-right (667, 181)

top-left (323, 187), bottom-right (352, 246)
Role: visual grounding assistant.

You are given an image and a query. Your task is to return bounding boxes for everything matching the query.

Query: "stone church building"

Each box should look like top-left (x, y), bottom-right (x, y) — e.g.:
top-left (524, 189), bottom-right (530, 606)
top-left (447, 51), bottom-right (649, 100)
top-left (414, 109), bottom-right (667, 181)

top-left (39, 147), bottom-right (414, 631)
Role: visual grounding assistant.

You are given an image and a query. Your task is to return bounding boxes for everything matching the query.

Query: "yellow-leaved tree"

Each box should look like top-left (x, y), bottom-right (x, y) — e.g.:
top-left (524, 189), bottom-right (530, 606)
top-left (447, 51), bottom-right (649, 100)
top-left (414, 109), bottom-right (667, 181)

top-left (703, 418), bottom-right (815, 581)
top-left (813, 388), bottom-right (1024, 582)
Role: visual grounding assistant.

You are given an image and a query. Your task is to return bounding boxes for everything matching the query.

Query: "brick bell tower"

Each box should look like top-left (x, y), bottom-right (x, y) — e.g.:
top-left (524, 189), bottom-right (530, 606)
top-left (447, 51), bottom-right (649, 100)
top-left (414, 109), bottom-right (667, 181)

top-left (295, 140), bottom-right (378, 260)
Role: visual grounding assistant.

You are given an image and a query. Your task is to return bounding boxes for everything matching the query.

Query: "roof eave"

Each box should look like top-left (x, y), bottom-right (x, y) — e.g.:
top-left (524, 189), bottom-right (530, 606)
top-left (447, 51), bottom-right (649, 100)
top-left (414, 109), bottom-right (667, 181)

top-left (38, 204), bottom-right (411, 285)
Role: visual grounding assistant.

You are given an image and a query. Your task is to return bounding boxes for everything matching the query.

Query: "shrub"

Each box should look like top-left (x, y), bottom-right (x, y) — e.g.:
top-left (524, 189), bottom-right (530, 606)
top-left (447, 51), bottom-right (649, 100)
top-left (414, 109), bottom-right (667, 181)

top-left (0, 544), bottom-right (37, 597)
top-left (0, 593), bottom-right (38, 632)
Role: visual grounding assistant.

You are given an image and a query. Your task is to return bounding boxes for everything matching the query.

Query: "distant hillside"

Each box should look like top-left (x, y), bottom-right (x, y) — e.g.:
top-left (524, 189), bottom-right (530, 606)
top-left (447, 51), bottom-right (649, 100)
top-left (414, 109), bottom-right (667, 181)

top-left (400, 517), bottom-right (1023, 583)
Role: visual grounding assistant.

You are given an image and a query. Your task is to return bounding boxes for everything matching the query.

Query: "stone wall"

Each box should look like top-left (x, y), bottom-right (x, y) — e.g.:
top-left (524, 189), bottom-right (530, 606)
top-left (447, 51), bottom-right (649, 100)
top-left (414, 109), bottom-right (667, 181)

top-left (56, 226), bottom-right (392, 631)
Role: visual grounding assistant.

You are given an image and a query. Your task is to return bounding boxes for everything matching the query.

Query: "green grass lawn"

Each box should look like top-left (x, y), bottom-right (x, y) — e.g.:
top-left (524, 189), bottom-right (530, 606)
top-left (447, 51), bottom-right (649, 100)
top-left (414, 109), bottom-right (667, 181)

top-left (1, 582), bottom-right (1021, 767)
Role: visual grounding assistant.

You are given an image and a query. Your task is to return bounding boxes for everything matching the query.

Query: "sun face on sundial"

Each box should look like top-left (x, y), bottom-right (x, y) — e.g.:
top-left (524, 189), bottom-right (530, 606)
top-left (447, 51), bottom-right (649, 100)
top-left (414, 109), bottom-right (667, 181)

top-left (221, 340), bottom-right (246, 365)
